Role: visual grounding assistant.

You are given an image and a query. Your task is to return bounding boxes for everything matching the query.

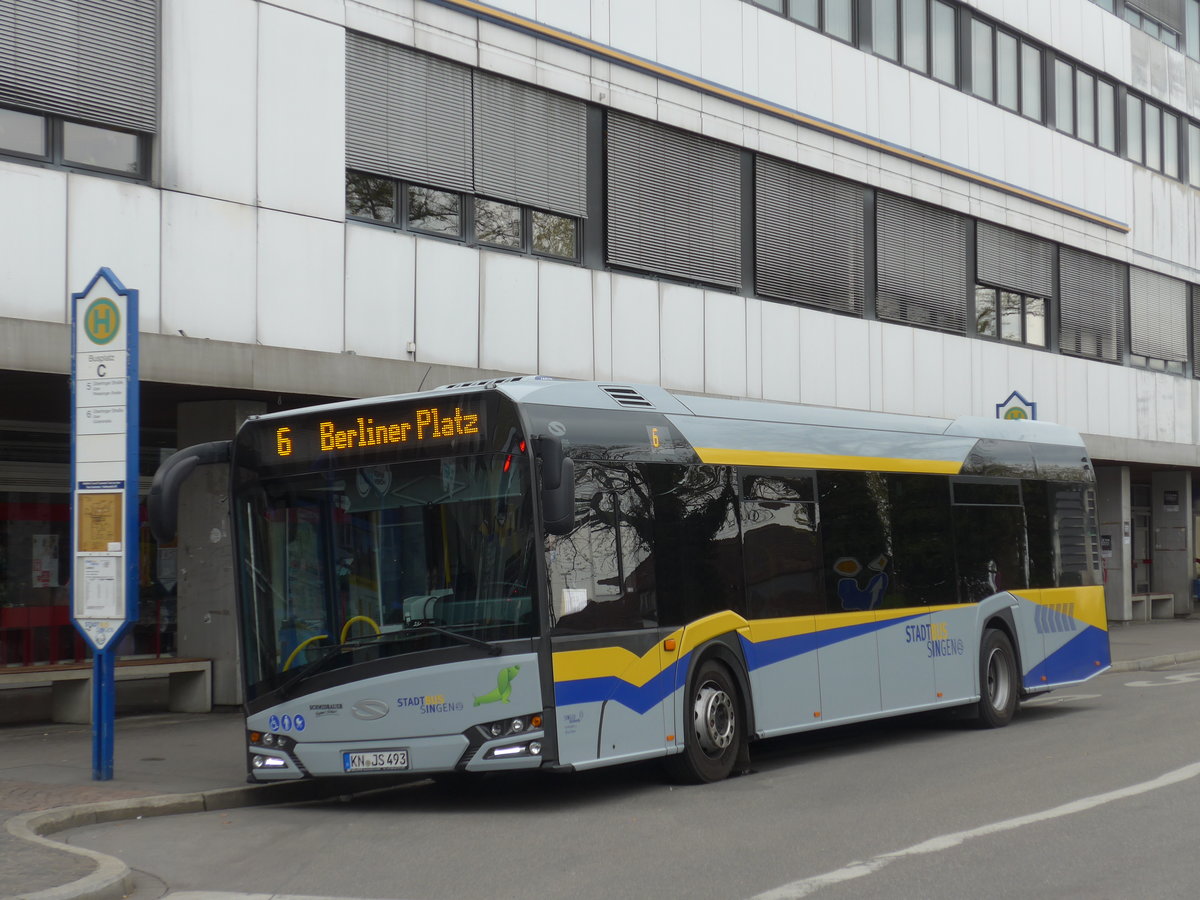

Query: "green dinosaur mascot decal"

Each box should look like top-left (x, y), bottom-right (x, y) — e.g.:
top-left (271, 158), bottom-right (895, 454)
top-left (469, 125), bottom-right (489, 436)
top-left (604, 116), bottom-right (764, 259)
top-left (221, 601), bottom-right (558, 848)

top-left (474, 665), bottom-right (520, 706)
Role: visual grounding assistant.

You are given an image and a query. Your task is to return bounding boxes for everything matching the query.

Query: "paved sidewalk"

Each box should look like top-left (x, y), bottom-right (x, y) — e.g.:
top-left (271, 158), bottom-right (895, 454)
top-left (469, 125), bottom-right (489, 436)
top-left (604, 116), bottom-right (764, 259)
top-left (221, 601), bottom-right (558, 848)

top-left (2, 617), bottom-right (1199, 900)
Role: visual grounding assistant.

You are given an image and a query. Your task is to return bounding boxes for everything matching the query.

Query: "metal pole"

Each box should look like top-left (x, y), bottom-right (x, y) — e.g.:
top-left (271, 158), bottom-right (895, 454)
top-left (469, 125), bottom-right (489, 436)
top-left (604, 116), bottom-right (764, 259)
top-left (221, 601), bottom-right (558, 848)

top-left (92, 648), bottom-right (115, 780)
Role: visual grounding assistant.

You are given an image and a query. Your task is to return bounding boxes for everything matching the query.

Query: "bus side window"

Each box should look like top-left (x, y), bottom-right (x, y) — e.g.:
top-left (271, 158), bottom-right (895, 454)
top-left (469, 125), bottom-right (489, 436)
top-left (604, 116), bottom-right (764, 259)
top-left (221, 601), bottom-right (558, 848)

top-left (547, 464), bottom-right (656, 632)
top-left (885, 474), bottom-right (956, 607)
top-left (652, 465), bottom-right (744, 626)
top-left (742, 471), bottom-right (822, 618)
top-left (950, 479), bottom-right (1027, 602)
top-left (818, 472), bottom-right (892, 613)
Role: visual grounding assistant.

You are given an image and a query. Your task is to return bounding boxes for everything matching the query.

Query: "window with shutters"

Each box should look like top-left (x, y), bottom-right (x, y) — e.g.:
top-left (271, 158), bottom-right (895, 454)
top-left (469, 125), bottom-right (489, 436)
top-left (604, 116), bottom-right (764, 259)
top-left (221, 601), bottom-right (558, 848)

top-left (755, 158), bottom-right (864, 315)
top-left (1129, 267), bottom-right (1188, 374)
top-left (344, 34), bottom-right (586, 261)
top-left (974, 222), bottom-right (1051, 348)
top-left (0, 1), bottom-right (155, 178)
top-left (876, 194), bottom-right (969, 335)
top-left (605, 112), bottom-right (743, 289)
top-left (1058, 247), bottom-right (1126, 364)
top-left (1191, 285), bottom-right (1200, 378)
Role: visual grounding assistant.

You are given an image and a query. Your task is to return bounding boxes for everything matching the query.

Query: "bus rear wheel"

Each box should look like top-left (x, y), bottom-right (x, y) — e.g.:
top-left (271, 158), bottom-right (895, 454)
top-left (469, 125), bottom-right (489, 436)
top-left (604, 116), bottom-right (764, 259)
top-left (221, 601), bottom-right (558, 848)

top-left (666, 659), bottom-right (742, 783)
top-left (976, 629), bottom-right (1018, 728)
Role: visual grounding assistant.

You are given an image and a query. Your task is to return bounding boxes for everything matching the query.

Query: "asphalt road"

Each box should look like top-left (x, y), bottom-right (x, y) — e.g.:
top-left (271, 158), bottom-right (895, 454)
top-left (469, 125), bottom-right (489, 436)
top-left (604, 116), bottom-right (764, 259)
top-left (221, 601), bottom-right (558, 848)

top-left (67, 665), bottom-right (1200, 900)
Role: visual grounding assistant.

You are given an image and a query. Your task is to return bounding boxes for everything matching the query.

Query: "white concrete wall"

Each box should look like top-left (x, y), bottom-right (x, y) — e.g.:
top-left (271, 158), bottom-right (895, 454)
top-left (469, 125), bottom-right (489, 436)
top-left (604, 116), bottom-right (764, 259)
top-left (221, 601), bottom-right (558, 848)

top-left (2, 0), bottom-right (1200, 465)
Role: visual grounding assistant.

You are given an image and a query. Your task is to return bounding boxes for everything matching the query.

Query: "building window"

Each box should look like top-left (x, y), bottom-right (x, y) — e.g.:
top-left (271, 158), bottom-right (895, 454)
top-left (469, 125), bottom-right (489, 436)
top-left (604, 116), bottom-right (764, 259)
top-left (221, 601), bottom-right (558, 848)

top-left (476, 198), bottom-right (522, 249)
top-left (969, 18), bottom-right (1043, 122)
top-left (872, 0), bottom-right (899, 61)
top-left (1189, 121), bottom-right (1200, 188)
top-left (1059, 247), bottom-right (1125, 364)
top-left (756, 158), bottom-right (865, 314)
top-left (0, 107), bottom-right (46, 157)
top-left (975, 221), bottom-right (1052, 348)
top-left (975, 288), bottom-right (1047, 347)
top-left (0, 106), bottom-right (148, 178)
top-left (346, 171), bottom-right (580, 262)
top-left (1127, 96), bottom-right (1181, 178)
top-left (1052, 59), bottom-right (1116, 152)
top-left (876, 194), bottom-right (969, 335)
top-left (752, 0), bottom-right (854, 43)
top-left (1124, 3), bottom-right (1181, 50)
top-left (1188, 0), bottom-right (1199, 60)
top-left (970, 19), bottom-right (994, 102)
top-left (901, 0), bottom-right (927, 72)
top-left (1130, 267), bottom-right (1188, 374)
top-left (345, 34), bottom-right (588, 242)
top-left (931, 0), bottom-right (956, 83)
top-left (606, 113), bottom-right (742, 289)
top-left (407, 186), bottom-right (462, 238)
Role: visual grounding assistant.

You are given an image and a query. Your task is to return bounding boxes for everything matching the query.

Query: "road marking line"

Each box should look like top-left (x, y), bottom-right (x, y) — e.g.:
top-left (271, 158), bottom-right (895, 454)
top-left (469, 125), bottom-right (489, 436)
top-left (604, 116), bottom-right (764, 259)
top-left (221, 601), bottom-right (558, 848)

top-left (1125, 672), bottom-right (1200, 687)
top-left (748, 759), bottom-right (1200, 899)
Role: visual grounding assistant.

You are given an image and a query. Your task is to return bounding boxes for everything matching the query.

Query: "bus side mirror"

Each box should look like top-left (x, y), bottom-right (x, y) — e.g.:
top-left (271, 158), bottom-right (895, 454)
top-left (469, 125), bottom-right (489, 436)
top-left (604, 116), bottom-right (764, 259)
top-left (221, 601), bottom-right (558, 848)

top-left (534, 436), bottom-right (574, 535)
top-left (148, 441), bottom-right (232, 544)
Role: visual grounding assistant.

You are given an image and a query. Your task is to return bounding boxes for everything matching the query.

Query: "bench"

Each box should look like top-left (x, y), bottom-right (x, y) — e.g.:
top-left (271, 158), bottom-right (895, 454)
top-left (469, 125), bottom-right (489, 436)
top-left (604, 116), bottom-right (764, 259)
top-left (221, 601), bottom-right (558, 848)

top-left (0, 657), bottom-right (211, 724)
top-left (1130, 593), bottom-right (1175, 621)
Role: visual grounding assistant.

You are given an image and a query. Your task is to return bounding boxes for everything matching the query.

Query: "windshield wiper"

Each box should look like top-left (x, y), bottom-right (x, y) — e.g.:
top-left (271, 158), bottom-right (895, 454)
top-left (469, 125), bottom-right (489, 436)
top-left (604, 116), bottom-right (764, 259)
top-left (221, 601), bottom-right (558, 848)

top-left (403, 622), bottom-right (502, 657)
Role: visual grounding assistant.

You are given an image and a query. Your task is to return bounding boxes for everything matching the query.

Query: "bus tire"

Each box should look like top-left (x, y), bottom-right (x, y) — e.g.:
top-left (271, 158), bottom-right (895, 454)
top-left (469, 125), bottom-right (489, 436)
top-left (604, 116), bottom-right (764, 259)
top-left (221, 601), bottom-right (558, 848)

top-left (976, 628), bottom-right (1018, 728)
top-left (666, 659), bottom-right (742, 784)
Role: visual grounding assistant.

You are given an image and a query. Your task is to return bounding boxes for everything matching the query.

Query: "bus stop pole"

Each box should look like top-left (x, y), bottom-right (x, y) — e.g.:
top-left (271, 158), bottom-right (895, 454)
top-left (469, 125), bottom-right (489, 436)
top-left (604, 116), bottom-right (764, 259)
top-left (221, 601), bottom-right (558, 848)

top-left (92, 648), bottom-right (115, 780)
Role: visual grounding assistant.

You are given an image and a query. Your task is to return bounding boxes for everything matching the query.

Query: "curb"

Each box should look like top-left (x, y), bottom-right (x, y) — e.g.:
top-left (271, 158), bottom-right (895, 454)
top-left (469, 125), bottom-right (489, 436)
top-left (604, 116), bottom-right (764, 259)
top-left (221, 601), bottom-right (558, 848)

top-left (2, 778), bottom-right (396, 900)
top-left (1109, 650), bottom-right (1200, 672)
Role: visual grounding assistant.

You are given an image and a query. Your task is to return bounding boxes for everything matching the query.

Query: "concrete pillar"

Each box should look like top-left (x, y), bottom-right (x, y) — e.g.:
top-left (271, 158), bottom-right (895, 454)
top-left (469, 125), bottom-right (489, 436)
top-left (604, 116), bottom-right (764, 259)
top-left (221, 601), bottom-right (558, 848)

top-left (176, 400), bottom-right (266, 705)
top-left (1096, 466), bottom-right (1132, 621)
top-left (1150, 470), bottom-right (1194, 617)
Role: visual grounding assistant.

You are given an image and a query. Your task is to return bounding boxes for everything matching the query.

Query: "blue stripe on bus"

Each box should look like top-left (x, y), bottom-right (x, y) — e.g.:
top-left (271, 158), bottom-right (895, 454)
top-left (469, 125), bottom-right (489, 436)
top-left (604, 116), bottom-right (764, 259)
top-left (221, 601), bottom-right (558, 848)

top-left (554, 614), bottom-right (927, 713)
top-left (1023, 625), bottom-right (1111, 688)
top-left (740, 614), bottom-right (926, 671)
top-left (554, 653), bottom-right (691, 713)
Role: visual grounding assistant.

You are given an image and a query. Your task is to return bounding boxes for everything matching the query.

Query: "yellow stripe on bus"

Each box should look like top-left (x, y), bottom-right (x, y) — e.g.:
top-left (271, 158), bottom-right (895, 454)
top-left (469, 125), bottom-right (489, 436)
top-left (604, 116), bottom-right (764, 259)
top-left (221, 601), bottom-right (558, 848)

top-left (693, 447), bottom-right (963, 474)
top-left (1011, 585), bottom-right (1109, 631)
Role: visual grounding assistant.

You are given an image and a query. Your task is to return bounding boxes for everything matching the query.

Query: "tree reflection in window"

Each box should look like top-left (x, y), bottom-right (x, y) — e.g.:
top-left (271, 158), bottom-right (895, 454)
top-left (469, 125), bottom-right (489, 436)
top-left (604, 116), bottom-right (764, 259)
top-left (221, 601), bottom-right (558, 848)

top-left (532, 210), bottom-right (577, 259)
top-left (346, 172), bottom-right (395, 222)
top-left (475, 198), bottom-right (521, 248)
top-left (408, 185), bottom-right (461, 236)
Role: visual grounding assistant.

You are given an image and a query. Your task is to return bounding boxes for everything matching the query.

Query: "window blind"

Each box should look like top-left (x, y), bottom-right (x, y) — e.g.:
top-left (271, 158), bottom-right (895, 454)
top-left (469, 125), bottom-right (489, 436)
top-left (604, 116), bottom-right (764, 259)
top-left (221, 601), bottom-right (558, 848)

top-left (0, 0), bottom-right (158, 133)
top-left (1058, 247), bottom-right (1125, 363)
top-left (1129, 267), bottom-right (1188, 362)
top-left (1192, 286), bottom-right (1200, 376)
top-left (976, 221), bottom-right (1053, 297)
top-left (606, 112), bottom-right (742, 290)
top-left (345, 32), bottom-right (473, 193)
top-left (473, 71), bottom-right (587, 218)
top-left (876, 194), bottom-right (968, 334)
top-left (755, 157), bottom-right (864, 314)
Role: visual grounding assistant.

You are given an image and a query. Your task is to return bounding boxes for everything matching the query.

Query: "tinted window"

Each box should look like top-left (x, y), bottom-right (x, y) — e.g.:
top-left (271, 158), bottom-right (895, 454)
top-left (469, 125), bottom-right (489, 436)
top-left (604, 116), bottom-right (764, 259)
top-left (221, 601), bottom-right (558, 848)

top-left (886, 475), bottom-right (957, 607)
top-left (548, 463), bottom-right (656, 632)
top-left (819, 472), bottom-right (892, 612)
top-left (953, 503), bottom-right (1027, 601)
top-left (650, 465), bottom-right (743, 626)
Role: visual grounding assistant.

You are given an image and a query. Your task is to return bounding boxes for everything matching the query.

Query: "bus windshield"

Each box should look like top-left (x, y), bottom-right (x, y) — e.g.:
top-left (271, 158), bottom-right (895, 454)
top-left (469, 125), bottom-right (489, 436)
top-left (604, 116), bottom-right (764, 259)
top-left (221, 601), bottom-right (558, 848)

top-left (235, 452), bottom-right (538, 699)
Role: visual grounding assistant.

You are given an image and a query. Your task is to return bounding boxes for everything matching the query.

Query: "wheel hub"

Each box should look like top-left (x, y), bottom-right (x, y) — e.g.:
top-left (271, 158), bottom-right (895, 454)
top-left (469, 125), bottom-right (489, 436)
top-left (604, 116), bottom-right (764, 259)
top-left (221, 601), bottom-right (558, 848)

top-left (693, 683), bottom-right (734, 754)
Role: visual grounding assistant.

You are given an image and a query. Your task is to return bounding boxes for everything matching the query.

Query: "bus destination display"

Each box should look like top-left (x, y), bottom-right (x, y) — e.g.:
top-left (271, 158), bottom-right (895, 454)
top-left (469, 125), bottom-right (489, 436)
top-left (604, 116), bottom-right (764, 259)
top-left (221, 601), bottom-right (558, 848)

top-left (272, 404), bottom-right (485, 462)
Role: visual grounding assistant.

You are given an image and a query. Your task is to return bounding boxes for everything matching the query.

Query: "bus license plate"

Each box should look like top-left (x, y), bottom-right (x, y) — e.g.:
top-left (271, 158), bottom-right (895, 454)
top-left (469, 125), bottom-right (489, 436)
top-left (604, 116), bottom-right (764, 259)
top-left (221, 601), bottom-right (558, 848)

top-left (342, 749), bottom-right (409, 772)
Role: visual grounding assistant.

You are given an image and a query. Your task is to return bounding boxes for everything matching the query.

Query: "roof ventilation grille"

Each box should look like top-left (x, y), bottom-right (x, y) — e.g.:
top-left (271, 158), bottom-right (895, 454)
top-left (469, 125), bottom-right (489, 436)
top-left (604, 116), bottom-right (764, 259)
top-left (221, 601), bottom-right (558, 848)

top-left (600, 385), bottom-right (654, 409)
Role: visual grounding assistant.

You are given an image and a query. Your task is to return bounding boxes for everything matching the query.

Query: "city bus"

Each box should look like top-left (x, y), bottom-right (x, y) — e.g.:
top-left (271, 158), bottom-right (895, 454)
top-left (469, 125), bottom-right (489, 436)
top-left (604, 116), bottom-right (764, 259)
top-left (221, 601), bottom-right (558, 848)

top-left (149, 377), bottom-right (1110, 784)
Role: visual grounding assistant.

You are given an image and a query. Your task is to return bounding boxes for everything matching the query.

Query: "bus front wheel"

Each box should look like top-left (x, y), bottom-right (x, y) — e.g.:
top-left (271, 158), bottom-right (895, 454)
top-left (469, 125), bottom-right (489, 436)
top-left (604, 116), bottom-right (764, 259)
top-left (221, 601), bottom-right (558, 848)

top-left (976, 629), bottom-right (1019, 728)
top-left (667, 659), bottom-right (742, 784)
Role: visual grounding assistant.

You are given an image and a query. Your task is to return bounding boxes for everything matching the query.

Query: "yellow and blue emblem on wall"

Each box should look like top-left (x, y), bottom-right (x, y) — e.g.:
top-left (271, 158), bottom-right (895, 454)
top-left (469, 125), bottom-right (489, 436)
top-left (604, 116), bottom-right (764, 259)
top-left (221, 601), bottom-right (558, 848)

top-left (995, 390), bottom-right (1037, 421)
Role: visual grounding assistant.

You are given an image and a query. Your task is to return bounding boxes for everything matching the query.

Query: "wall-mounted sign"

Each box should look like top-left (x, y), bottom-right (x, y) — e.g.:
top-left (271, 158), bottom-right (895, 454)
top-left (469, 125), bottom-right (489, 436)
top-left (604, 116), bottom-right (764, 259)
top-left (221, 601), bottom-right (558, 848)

top-left (995, 390), bottom-right (1037, 421)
